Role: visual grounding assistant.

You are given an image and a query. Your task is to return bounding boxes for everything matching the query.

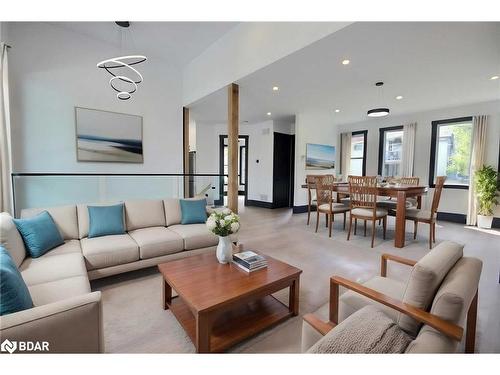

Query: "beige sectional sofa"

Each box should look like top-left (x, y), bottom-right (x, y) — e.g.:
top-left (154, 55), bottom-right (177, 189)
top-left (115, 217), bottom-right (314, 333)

top-left (0, 198), bottom-right (220, 353)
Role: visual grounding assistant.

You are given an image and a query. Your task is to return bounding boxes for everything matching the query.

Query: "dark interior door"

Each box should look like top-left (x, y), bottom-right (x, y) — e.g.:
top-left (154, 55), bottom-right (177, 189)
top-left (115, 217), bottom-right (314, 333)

top-left (273, 132), bottom-right (295, 208)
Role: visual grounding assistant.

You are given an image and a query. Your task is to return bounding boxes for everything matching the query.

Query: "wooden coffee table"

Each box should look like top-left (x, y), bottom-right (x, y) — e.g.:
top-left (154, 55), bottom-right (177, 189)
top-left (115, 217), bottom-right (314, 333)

top-left (158, 252), bottom-right (302, 353)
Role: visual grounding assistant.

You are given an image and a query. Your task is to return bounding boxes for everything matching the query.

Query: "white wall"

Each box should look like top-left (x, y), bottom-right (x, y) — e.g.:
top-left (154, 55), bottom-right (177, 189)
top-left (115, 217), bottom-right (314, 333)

top-left (196, 120), bottom-right (275, 203)
top-left (7, 22), bottom-right (183, 174)
top-left (182, 22), bottom-right (350, 105)
top-left (337, 100), bottom-right (500, 217)
top-left (294, 110), bottom-right (339, 206)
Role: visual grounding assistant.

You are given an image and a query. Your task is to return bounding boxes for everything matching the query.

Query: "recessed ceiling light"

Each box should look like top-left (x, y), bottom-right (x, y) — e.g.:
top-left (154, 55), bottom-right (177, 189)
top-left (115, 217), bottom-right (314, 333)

top-left (490, 75), bottom-right (499, 80)
top-left (272, 86), bottom-right (279, 91)
top-left (335, 109), bottom-right (340, 113)
top-left (342, 59), bottom-right (350, 65)
top-left (396, 95), bottom-right (403, 100)
top-left (267, 112), bottom-right (272, 116)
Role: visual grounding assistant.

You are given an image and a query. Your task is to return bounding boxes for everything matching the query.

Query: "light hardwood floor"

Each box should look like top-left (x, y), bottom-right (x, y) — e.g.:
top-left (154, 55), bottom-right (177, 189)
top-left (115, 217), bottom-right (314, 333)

top-left (93, 204), bottom-right (500, 353)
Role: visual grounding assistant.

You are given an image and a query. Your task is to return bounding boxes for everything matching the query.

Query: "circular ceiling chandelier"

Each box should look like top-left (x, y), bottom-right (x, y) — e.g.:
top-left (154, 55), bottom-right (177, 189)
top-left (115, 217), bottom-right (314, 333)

top-left (96, 22), bottom-right (147, 100)
top-left (367, 81), bottom-right (390, 118)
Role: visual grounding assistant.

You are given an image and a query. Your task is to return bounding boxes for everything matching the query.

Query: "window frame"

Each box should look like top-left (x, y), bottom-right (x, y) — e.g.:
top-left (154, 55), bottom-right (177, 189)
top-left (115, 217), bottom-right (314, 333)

top-left (378, 125), bottom-right (404, 176)
top-left (428, 116), bottom-right (473, 190)
top-left (350, 130), bottom-right (368, 176)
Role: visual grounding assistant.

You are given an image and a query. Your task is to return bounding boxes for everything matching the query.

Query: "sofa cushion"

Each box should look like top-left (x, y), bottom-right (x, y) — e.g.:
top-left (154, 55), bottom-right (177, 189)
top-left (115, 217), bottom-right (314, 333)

top-left (125, 199), bottom-right (166, 231)
top-left (339, 276), bottom-right (406, 323)
top-left (19, 252), bottom-right (87, 286)
top-left (163, 198), bottom-right (182, 226)
top-left (88, 203), bottom-right (125, 238)
top-left (168, 224), bottom-right (218, 250)
top-left (14, 211), bottom-right (64, 258)
top-left (28, 276), bottom-right (91, 306)
top-left (0, 246), bottom-right (33, 316)
top-left (128, 227), bottom-right (183, 259)
top-left (0, 212), bottom-right (26, 267)
top-left (164, 197), bottom-right (206, 227)
top-left (43, 240), bottom-right (82, 257)
top-left (21, 205), bottom-right (79, 240)
top-left (398, 241), bottom-right (463, 336)
top-left (405, 209), bottom-right (434, 221)
top-left (77, 202), bottom-right (120, 239)
top-left (180, 198), bottom-right (208, 224)
top-left (80, 234), bottom-right (139, 270)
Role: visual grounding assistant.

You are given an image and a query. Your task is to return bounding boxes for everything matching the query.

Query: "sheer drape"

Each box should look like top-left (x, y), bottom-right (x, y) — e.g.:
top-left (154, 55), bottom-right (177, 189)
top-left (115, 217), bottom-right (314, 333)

top-left (401, 122), bottom-right (416, 177)
top-left (466, 115), bottom-right (488, 225)
top-left (340, 132), bottom-right (351, 180)
top-left (0, 42), bottom-right (12, 214)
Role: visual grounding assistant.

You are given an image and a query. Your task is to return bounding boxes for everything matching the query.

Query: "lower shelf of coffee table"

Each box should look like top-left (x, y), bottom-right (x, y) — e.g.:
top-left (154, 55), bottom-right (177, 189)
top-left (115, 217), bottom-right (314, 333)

top-left (167, 294), bottom-right (292, 353)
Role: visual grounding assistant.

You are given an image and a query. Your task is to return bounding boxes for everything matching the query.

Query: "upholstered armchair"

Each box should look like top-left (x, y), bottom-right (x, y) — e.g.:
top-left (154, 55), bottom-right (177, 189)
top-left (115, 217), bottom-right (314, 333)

top-left (301, 241), bottom-right (482, 353)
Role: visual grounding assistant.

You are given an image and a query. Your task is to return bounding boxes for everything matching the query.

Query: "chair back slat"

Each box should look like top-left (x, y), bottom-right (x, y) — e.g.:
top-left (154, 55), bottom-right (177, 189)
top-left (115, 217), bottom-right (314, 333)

top-left (431, 176), bottom-right (446, 214)
top-left (315, 175), bottom-right (336, 206)
top-left (348, 176), bottom-right (377, 209)
top-left (306, 174), bottom-right (322, 204)
top-left (400, 177), bottom-right (420, 185)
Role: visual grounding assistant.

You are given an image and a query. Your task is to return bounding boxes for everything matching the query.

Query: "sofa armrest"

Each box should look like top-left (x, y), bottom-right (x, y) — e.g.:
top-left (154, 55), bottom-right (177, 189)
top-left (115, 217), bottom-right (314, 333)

top-left (330, 276), bottom-right (463, 341)
top-left (380, 253), bottom-right (417, 277)
top-left (0, 292), bottom-right (103, 353)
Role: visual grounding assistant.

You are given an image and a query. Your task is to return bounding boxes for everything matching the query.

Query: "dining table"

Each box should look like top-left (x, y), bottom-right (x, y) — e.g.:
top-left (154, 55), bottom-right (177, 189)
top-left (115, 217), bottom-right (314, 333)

top-left (301, 181), bottom-right (428, 248)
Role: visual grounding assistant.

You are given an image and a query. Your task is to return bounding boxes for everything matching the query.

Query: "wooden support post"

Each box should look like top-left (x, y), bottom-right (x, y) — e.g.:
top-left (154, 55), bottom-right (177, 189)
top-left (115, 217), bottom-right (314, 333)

top-left (183, 107), bottom-right (190, 198)
top-left (227, 83), bottom-right (239, 213)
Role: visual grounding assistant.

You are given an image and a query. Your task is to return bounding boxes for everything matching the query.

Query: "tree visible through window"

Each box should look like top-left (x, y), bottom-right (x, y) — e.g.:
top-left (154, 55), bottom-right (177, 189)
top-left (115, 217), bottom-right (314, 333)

top-left (430, 117), bottom-right (473, 188)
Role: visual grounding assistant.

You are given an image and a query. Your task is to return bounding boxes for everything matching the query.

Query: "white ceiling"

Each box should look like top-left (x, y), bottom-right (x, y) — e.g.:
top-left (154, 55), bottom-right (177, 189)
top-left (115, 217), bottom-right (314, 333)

top-left (189, 22), bottom-right (500, 126)
top-left (51, 22), bottom-right (239, 67)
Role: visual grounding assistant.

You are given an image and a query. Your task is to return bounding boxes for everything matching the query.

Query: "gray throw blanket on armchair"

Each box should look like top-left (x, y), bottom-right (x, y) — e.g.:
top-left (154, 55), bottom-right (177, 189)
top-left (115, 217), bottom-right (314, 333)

top-left (308, 305), bottom-right (412, 354)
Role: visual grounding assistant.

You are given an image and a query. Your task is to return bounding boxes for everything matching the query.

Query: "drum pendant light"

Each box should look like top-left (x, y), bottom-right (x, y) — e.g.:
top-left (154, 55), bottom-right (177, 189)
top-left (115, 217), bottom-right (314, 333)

top-left (367, 82), bottom-right (390, 117)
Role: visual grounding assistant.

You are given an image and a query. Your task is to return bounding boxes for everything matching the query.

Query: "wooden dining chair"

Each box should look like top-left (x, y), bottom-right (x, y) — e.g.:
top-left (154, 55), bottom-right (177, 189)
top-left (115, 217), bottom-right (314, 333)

top-left (378, 176), bottom-right (420, 212)
top-left (306, 175), bottom-right (320, 225)
top-left (315, 175), bottom-right (350, 237)
top-left (347, 176), bottom-right (388, 248)
top-left (405, 176), bottom-right (446, 249)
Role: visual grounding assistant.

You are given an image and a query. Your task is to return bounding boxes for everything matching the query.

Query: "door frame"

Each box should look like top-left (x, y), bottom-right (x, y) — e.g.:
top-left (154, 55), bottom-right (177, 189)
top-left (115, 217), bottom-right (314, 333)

top-left (216, 135), bottom-right (249, 206)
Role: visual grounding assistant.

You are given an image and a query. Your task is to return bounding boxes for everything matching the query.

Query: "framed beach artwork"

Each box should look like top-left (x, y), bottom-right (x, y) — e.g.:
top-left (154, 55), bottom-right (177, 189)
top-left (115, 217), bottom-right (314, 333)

top-left (75, 107), bottom-right (143, 163)
top-left (306, 143), bottom-right (335, 169)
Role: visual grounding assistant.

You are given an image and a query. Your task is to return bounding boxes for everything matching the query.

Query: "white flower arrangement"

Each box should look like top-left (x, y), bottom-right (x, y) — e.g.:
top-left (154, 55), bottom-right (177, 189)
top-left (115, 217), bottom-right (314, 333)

top-left (206, 208), bottom-right (240, 237)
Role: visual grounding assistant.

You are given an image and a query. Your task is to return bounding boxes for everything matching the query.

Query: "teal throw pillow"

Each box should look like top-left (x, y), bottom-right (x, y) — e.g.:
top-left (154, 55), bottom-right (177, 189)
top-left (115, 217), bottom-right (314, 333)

top-left (88, 203), bottom-right (125, 238)
top-left (180, 199), bottom-right (207, 224)
top-left (13, 211), bottom-right (64, 258)
top-left (0, 246), bottom-right (34, 316)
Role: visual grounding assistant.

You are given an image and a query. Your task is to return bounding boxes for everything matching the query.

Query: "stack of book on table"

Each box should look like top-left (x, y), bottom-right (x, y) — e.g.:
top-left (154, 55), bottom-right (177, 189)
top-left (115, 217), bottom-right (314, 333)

top-left (232, 251), bottom-right (268, 272)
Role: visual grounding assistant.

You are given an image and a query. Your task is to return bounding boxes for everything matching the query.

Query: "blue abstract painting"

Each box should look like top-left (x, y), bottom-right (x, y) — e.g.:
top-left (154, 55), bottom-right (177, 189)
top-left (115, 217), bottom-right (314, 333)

top-left (76, 107), bottom-right (143, 163)
top-left (306, 143), bottom-right (335, 169)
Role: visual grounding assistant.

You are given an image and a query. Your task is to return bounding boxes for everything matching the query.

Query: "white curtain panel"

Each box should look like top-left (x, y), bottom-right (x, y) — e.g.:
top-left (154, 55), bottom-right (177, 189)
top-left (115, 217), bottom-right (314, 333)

top-left (401, 122), bottom-right (417, 177)
top-left (0, 42), bottom-right (12, 214)
top-left (340, 132), bottom-right (351, 180)
top-left (466, 115), bottom-right (488, 226)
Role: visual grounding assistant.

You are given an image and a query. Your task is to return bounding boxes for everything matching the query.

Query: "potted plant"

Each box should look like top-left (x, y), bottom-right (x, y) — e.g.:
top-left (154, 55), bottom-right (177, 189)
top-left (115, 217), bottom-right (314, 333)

top-left (474, 165), bottom-right (499, 228)
top-left (206, 208), bottom-right (240, 264)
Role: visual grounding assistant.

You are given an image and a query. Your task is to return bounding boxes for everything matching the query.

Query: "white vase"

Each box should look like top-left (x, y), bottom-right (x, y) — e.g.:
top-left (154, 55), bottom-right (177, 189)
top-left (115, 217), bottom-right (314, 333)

top-left (216, 236), bottom-right (232, 264)
top-left (477, 215), bottom-right (493, 229)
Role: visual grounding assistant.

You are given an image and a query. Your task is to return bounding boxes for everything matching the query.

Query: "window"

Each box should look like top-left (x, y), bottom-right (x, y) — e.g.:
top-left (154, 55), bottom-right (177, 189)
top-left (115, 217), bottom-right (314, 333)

top-left (378, 126), bottom-right (404, 177)
top-left (349, 130), bottom-right (367, 176)
top-left (429, 117), bottom-right (473, 189)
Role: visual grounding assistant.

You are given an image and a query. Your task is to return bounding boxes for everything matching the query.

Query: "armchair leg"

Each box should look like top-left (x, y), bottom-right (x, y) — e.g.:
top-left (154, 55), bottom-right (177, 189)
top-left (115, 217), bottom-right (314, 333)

top-left (465, 291), bottom-right (478, 354)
